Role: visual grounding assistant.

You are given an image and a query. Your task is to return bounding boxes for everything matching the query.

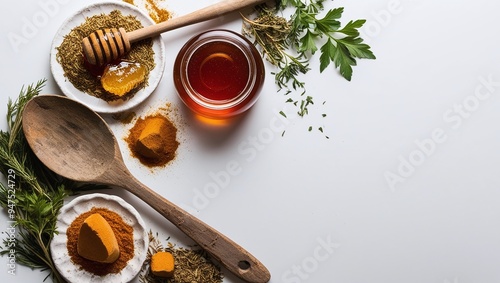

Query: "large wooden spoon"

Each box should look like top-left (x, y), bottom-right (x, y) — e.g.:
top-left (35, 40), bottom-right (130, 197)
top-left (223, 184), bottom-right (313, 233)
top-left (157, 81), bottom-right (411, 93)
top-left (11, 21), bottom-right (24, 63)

top-left (22, 95), bottom-right (270, 283)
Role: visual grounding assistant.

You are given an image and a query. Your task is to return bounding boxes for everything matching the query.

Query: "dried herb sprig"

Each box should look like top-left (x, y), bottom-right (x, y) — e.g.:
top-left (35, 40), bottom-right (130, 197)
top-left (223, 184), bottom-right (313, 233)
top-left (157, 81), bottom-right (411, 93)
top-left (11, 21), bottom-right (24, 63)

top-left (241, 6), bottom-right (309, 91)
top-left (0, 81), bottom-right (106, 282)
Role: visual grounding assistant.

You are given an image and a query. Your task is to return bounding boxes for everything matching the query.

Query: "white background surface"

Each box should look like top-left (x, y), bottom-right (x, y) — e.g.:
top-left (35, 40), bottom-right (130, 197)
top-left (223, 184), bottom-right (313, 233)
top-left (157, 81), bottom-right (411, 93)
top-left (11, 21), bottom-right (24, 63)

top-left (1, 0), bottom-right (500, 282)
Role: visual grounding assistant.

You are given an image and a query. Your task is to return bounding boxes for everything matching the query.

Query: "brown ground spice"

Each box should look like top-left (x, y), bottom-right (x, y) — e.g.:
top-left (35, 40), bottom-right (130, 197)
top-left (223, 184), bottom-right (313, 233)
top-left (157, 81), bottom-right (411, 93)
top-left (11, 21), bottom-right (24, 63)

top-left (66, 207), bottom-right (135, 276)
top-left (126, 113), bottom-right (179, 167)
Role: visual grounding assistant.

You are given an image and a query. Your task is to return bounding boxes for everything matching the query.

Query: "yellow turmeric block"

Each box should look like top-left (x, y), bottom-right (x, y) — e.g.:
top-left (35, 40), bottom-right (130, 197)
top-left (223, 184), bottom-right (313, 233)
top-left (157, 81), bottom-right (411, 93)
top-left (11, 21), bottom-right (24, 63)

top-left (77, 213), bottom-right (120, 263)
top-left (135, 117), bottom-right (168, 159)
top-left (151, 251), bottom-right (175, 278)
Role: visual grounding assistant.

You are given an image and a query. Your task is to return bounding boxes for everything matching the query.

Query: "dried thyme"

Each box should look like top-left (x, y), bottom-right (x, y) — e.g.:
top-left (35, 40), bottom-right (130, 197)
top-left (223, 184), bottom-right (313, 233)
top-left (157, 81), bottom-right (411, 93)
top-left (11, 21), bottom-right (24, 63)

top-left (56, 10), bottom-right (155, 102)
top-left (139, 231), bottom-right (223, 283)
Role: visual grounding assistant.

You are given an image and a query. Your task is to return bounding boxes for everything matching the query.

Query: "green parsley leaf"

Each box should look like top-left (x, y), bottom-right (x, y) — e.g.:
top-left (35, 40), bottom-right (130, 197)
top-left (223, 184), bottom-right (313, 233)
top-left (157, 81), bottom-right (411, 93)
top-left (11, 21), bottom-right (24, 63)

top-left (315, 7), bottom-right (343, 33)
top-left (329, 40), bottom-right (356, 81)
top-left (319, 38), bottom-right (336, 72)
top-left (338, 36), bottom-right (376, 60)
top-left (299, 30), bottom-right (319, 54)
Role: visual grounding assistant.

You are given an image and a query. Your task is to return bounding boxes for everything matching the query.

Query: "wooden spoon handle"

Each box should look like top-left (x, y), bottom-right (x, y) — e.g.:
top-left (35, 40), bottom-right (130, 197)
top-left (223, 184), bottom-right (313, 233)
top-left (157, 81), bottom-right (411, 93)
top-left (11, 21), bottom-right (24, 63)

top-left (127, 0), bottom-right (267, 42)
top-left (112, 173), bottom-right (270, 282)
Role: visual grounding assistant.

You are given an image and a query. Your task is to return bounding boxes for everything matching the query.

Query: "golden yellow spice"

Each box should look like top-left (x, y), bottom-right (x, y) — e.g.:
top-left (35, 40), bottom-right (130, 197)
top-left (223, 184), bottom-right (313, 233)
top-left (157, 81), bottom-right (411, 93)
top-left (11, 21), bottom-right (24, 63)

top-left (77, 213), bottom-right (120, 263)
top-left (126, 114), bottom-right (179, 167)
top-left (67, 207), bottom-right (134, 276)
top-left (124, 0), bottom-right (172, 23)
top-left (150, 251), bottom-right (175, 278)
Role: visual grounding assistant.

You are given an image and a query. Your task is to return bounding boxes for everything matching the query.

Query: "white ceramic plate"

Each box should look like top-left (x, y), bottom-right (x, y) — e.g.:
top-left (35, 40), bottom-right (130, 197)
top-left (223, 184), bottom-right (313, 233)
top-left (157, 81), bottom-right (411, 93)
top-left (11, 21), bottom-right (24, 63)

top-left (50, 193), bottom-right (148, 283)
top-left (50, 1), bottom-right (165, 113)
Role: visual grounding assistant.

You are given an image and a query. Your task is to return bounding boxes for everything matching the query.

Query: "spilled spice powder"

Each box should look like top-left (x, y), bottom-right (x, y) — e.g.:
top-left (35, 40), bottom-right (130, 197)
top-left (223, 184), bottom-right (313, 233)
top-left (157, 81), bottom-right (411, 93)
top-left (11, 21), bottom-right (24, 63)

top-left (56, 10), bottom-right (155, 102)
top-left (124, 0), bottom-right (172, 23)
top-left (66, 207), bottom-right (135, 276)
top-left (145, 0), bottom-right (172, 23)
top-left (126, 113), bottom-right (179, 167)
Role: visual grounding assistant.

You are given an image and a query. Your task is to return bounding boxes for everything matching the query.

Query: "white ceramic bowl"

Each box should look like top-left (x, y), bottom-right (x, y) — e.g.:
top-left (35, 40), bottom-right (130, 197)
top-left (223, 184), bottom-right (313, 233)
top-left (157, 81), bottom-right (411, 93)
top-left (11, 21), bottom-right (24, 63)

top-left (50, 1), bottom-right (165, 113)
top-left (50, 193), bottom-right (148, 283)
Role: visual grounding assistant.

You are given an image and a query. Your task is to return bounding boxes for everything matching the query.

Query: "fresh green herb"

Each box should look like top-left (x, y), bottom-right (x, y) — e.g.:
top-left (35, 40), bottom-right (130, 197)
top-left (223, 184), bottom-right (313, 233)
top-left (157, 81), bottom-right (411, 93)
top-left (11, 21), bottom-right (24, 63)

top-left (0, 81), bottom-right (105, 282)
top-left (243, 0), bottom-right (375, 133)
top-left (273, 0), bottom-right (375, 81)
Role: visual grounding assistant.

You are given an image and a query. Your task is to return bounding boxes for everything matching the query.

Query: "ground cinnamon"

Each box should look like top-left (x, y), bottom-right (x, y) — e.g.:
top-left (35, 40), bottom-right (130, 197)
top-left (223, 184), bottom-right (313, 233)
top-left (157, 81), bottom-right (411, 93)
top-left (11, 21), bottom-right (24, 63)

top-left (126, 113), bottom-right (179, 167)
top-left (123, 0), bottom-right (172, 23)
top-left (66, 207), bottom-right (135, 276)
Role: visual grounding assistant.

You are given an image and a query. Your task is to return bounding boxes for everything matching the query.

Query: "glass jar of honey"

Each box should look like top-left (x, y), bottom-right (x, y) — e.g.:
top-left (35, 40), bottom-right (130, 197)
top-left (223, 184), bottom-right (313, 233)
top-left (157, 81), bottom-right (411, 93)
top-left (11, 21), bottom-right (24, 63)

top-left (173, 29), bottom-right (265, 120)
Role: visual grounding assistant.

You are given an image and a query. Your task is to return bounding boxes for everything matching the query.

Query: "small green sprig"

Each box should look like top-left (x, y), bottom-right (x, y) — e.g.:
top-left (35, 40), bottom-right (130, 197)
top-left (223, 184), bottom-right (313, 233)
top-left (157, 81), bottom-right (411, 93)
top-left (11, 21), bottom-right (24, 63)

top-left (279, 0), bottom-right (375, 81)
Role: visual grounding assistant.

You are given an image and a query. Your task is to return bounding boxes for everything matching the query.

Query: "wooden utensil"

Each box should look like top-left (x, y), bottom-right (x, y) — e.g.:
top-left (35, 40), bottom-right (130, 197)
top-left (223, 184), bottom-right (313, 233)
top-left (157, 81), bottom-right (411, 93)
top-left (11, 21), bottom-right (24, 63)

top-left (22, 95), bottom-right (270, 283)
top-left (83, 0), bottom-right (267, 65)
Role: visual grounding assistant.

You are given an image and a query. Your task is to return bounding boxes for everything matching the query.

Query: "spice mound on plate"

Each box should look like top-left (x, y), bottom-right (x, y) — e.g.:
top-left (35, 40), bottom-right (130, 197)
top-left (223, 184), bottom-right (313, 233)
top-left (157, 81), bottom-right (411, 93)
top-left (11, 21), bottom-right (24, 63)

top-left (126, 114), bottom-right (179, 167)
top-left (77, 213), bottom-right (120, 263)
top-left (56, 10), bottom-right (155, 102)
top-left (67, 207), bottom-right (134, 276)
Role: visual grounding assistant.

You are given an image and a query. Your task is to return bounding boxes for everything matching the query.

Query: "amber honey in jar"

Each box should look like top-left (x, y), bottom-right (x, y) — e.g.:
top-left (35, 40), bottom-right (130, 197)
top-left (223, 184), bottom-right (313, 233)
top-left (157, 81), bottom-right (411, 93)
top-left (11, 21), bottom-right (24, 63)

top-left (173, 29), bottom-right (265, 119)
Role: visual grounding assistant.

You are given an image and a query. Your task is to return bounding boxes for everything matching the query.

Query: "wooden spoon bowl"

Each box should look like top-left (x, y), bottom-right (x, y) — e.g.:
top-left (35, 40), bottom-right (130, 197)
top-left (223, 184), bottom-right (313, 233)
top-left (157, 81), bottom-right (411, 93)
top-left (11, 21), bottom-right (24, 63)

top-left (22, 95), bottom-right (270, 283)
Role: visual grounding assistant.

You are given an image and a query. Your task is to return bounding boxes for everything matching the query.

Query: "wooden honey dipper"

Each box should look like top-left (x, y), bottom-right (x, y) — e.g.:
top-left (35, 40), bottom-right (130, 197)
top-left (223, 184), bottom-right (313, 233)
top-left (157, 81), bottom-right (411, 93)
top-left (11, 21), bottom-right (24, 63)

top-left (82, 0), bottom-right (267, 66)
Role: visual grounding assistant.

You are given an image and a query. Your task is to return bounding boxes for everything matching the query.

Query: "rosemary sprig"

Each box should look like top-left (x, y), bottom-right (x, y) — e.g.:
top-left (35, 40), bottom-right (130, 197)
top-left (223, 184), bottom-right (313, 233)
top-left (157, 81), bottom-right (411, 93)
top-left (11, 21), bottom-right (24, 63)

top-left (0, 81), bottom-right (105, 282)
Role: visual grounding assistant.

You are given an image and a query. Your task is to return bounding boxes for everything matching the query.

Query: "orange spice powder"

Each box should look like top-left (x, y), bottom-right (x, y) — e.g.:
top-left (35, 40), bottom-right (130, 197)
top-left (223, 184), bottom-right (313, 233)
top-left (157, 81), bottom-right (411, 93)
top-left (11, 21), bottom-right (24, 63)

top-left (126, 113), bottom-right (179, 167)
top-left (66, 207), bottom-right (135, 276)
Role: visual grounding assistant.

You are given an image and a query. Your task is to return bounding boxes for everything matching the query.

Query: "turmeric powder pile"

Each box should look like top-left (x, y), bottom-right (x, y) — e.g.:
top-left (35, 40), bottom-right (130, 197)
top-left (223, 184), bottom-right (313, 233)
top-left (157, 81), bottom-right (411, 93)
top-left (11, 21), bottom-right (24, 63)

top-left (126, 113), bottom-right (179, 167)
top-left (66, 207), bottom-right (134, 276)
top-left (77, 213), bottom-right (120, 263)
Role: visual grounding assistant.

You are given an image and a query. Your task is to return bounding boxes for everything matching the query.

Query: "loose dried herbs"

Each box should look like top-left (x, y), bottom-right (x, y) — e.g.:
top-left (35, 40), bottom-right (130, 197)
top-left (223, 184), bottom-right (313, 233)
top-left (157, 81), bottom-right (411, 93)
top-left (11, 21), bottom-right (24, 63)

top-left (139, 231), bottom-right (223, 283)
top-left (56, 10), bottom-right (155, 101)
